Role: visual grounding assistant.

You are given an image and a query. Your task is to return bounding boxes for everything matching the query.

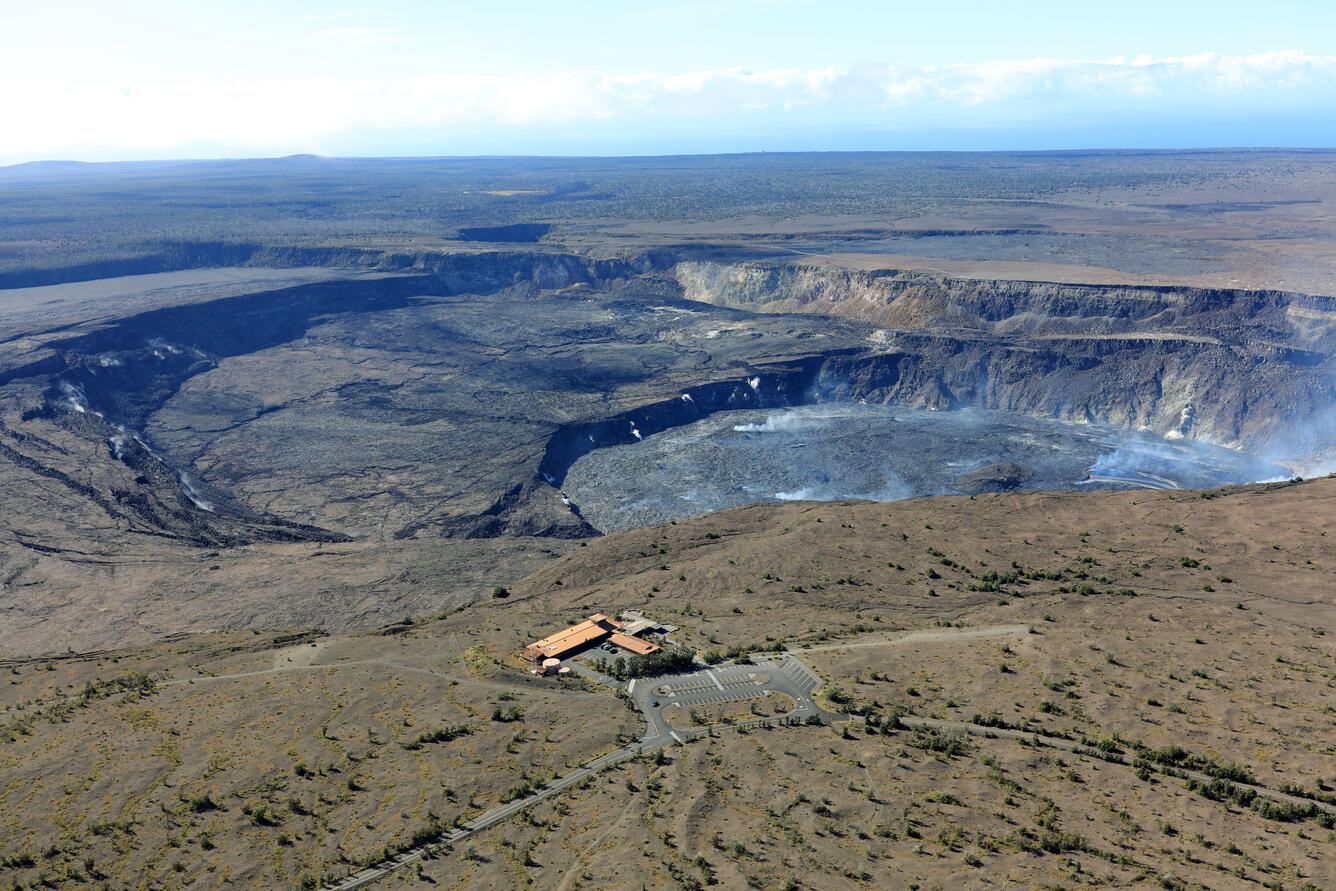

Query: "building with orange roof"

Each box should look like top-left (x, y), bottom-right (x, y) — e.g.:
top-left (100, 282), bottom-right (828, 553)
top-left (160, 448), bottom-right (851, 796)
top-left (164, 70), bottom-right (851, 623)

top-left (608, 631), bottom-right (661, 656)
top-left (523, 613), bottom-right (664, 662)
top-left (523, 614), bottom-right (621, 662)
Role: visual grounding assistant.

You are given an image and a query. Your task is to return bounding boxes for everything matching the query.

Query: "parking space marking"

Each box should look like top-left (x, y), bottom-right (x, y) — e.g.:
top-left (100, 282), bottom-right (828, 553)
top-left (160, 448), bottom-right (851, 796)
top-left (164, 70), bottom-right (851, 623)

top-left (323, 652), bottom-right (833, 890)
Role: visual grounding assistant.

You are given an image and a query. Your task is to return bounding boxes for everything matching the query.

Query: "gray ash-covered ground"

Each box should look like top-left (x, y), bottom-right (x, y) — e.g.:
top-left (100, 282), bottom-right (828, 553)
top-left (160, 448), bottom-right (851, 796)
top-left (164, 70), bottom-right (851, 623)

top-left (800, 230), bottom-right (1232, 277)
top-left (562, 404), bottom-right (1287, 533)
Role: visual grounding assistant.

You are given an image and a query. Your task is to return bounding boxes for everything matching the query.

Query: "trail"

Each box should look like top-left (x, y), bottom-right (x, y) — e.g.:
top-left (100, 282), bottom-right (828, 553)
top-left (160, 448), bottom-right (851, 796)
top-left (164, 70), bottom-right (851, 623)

top-left (553, 790), bottom-right (642, 891)
top-left (789, 624), bottom-right (1031, 654)
top-left (157, 658), bottom-right (604, 699)
top-left (13, 655), bottom-right (607, 718)
top-left (318, 655), bottom-right (832, 891)
top-left (315, 629), bottom-right (1043, 890)
top-left (899, 716), bottom-right (1336, 818)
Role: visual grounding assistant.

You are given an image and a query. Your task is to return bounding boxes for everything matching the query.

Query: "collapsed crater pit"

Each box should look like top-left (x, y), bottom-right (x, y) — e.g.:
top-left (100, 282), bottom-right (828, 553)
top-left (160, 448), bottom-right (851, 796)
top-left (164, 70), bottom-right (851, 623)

top-left (561, 404), bottom-right (1287, 533)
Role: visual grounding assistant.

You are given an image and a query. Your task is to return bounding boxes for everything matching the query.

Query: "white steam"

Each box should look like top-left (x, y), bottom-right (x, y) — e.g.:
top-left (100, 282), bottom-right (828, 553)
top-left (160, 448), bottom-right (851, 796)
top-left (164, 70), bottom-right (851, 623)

top-left (59, 381), bottom-right (90, 414)
top-left (1260, 402), bottom-right (1336, 476)
top-left (147, 339), bottom-right (182, 355)
top-left (178, 473), bottom-right (215, 512)
top-left (101, 419), bottom-right (217, 512)
top-left (1083, 436), bottom-right (1284, 488)
top-left (775, 472), bottom-right (913, 504)
top-left (733, 411), bottom-right (810, 433)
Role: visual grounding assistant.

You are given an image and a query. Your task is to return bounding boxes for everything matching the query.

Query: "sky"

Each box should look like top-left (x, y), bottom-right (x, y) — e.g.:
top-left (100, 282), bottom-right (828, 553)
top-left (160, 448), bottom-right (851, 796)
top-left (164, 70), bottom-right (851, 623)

top-left (3, 0), bottom-right (1336, 163)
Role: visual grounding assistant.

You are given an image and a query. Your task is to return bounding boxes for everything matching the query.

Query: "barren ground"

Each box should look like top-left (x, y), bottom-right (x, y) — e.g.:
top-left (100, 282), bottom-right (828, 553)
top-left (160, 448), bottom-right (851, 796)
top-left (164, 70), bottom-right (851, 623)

top-left (2, 478), bottom-right (1335, 888)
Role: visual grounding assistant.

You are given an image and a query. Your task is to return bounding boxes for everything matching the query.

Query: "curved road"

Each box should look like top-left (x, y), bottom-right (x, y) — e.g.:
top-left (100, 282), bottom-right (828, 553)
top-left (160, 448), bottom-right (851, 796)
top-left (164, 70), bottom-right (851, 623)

top-left (319, 652), bottom-right (833, 891)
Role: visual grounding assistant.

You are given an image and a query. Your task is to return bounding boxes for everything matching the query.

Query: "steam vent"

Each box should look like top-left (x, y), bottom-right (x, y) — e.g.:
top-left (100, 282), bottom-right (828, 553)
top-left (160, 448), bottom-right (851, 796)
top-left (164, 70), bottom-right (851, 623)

top-left (4, 149), bottom-right (1336, 890)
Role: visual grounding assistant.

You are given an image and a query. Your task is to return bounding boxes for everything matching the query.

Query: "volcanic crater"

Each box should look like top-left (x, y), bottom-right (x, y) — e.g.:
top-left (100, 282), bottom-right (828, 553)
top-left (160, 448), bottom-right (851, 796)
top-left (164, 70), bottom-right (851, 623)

top-left (1, 152), bottom-right (1335, 656)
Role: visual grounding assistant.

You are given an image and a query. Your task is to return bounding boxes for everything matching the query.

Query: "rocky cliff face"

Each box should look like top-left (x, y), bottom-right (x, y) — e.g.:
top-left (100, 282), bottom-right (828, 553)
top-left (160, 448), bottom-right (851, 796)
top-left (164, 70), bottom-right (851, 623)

top-left (0, 240), bottom-right (678, 291)
top-left (4, 247), bottom-right (1335, 656)
top-left (0, 255), bottom-right (863, 553)
top-left (675, 260), bottom-right (1336, 462)
top-left (675, 261), bottom-right (1336, 345)
top-left (814, 336), bottom-right (1333, 457)
top-left (7, 248), bottom-right (1332, 558)
top-left (537, 355), bottom-right (840, 488)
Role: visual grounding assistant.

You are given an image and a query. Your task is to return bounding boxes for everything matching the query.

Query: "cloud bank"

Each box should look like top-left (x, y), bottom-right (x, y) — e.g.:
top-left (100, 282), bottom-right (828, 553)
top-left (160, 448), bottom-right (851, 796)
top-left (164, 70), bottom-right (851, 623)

top-left (6, 50), bottom-right (1335, 161)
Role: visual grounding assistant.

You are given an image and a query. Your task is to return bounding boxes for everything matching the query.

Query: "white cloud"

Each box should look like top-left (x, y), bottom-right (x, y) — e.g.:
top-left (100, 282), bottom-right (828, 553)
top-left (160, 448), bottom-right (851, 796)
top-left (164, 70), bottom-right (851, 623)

top-left (314, 26), bottom-right (404, 43)
top-left (4, 50), bottom-right (1335, 161)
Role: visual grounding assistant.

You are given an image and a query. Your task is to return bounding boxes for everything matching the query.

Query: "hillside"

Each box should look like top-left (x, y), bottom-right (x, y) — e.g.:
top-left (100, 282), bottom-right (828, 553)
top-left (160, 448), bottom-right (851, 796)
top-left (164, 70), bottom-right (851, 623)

top-left (2, 151), bottom-right (1336, 660)
top-left (2, 478), bottom-right (1335, 889)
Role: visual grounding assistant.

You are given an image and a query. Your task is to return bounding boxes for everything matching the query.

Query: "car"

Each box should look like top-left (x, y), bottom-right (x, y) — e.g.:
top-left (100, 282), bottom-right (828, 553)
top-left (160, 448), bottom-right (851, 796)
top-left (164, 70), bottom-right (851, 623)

top-left (651, 700), bottom-right (659, 707)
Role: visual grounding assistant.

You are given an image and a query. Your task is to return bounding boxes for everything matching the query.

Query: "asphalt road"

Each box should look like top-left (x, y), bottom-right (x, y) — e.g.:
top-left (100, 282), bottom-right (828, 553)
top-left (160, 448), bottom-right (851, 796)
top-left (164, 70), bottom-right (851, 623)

top-left (320, 652), bottom-right (831, 890)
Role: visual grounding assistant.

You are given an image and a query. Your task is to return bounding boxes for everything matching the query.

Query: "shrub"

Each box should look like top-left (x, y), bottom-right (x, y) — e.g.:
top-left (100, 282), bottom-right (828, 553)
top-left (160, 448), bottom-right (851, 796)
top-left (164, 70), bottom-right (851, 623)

top-left (1037, 831), bottom-right (1088, 853)
top-left (909, 728), bottom-right (969, 757)
top-left (624, 646), bottom-right (697, 678)
top-left (185, 793), bottom-right (218, 813)
top-left (403, 724), bottom-right (472, 749)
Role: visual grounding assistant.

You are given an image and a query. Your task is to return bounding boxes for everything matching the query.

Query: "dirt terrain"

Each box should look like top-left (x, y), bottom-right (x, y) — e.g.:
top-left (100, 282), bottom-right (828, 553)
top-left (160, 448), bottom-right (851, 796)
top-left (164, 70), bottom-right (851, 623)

top-left (391, 478), bottom-right (1336, 890)
top-left (0, 151), bottom-right (1334, 888)
top-left (0, 151), bottom-right (1333, 657)
top-left (1, 478), bottom-right (1334, 889)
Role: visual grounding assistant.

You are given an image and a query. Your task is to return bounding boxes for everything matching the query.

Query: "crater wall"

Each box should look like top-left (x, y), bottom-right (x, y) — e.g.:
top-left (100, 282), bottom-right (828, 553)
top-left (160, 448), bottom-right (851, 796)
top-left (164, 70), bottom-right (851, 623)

top-left (675, 260), bottom-right (1336, 345)
top-left (675, 260), bottom-right (1336, 463)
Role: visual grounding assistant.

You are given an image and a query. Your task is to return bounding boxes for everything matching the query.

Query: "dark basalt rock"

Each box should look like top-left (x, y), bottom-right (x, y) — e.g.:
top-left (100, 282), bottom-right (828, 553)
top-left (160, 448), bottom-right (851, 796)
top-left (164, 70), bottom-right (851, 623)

top-left (4, 251), bottom-right (1333, 550)
top-left (957, 462), bottom-right (1034, 494)
top-left (0, 245), bottom-right (1333, 654)
top-left (455, 223), bottom-right (552, 243)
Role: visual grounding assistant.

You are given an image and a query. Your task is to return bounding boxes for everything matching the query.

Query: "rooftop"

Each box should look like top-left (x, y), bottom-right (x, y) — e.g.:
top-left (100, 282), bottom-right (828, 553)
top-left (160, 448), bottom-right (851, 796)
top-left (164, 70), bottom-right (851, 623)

top-left (524, 614), bottom-right (622, 661)
top-left (608, 631), bottom-right (661, 656)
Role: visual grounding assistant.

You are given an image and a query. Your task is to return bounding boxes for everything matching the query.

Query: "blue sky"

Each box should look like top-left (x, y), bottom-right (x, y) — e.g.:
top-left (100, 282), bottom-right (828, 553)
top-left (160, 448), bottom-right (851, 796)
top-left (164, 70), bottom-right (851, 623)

top-left (3, 0), bottom-right (1336, 162)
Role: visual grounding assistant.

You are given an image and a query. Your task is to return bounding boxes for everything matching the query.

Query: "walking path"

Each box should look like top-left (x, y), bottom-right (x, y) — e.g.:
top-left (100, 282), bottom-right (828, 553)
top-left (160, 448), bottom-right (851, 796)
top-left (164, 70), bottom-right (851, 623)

top-left (898, 715), bottom-right (1336, 818)
top-left (788, 624), bottom-right (1031, 654)
top-left (317, 624), bottom-right (1043, 889)
top-left (319, 652), bottom-right (830, 890)
top-left (157, 657), bottom-right (605, 699)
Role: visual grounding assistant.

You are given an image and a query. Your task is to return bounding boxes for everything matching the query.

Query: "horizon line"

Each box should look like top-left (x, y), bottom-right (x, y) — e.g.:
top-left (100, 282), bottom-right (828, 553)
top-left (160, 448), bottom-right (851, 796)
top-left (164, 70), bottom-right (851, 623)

top-left (6, 144), bottom-right (1336, 171)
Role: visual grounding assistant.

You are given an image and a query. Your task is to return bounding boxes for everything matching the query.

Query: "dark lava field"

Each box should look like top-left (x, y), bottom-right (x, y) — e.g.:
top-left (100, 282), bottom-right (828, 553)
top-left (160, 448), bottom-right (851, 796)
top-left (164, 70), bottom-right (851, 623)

top-left (563, 404), bottom-right (1289, 532)
top-left (1, 150), bottom-right (1335, 654)
top-left (5, 150), bottom-right (1336, 891)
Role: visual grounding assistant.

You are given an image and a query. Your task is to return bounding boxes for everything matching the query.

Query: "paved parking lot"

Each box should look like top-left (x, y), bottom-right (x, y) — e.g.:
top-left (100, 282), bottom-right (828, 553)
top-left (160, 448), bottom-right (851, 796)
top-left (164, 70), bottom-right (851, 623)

top-left (628, 654), bottom-right (828, 747)
top-left (324, 652), bottom-right (832, 890)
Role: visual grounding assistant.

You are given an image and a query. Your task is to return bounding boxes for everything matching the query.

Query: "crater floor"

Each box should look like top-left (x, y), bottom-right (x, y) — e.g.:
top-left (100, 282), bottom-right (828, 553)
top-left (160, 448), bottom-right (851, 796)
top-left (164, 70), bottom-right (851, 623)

top-left (562, 404), bottom-right (1287, 532)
